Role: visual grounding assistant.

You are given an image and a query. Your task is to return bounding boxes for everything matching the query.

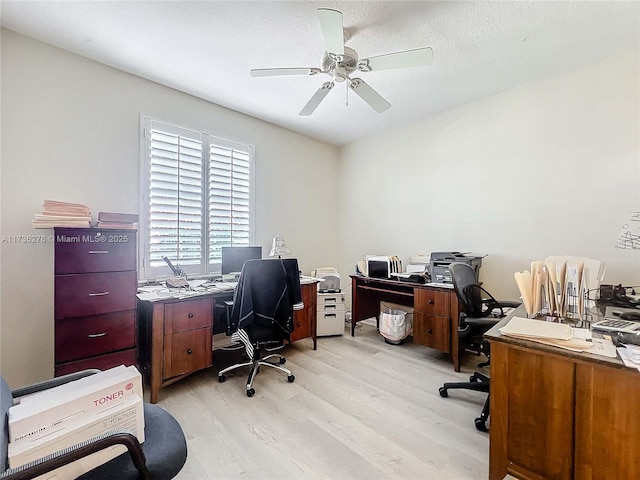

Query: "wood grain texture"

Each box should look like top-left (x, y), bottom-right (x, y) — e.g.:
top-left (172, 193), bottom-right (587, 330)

top-left (154, 324), bottom-right (490, 479)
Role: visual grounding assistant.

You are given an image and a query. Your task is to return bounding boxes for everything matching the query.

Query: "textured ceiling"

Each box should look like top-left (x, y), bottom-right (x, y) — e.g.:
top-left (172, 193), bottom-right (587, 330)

top-left (2, 1), bottom-right (639, 146)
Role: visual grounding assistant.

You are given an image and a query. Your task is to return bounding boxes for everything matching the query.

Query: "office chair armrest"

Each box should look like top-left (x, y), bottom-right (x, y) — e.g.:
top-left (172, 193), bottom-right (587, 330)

top-left (497, 300), bottom-right (522, 309)
top-left (0, 431), bottom-right (150, 480)
top-left (11, 370), bottom-right (101, 399)
top-left (224, 300), bottom-right (235, 336)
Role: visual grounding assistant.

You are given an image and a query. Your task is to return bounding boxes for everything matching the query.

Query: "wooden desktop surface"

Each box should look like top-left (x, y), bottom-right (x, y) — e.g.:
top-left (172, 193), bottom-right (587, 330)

top-left (486, 306), bottom-right (640, 480)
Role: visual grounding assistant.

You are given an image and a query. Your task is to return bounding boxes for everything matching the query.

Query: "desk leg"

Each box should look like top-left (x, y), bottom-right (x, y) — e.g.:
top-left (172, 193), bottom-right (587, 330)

top-left (149, 303), bottom-right (164, 404)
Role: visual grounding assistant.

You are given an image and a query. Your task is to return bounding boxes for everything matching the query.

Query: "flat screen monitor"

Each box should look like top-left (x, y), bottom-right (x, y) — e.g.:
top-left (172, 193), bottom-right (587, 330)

top-left (221, 246), bottom-right (262, 275)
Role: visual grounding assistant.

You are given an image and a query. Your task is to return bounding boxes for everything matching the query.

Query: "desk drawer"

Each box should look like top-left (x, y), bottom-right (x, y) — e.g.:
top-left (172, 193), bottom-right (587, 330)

top-left (55, 271), bottom-right (137, 318)
top-left (413, 312), bottom-right (450, 352)
top-left (55, 348), bottom-right (137, 377)
top-left (165, 298), bottom-right (213, 334)
top-left (55, 310), bottom-right (136, 363)
top-left (414, 289), bottom-right (449, 316)
top-left (55, 229), bottom-right (136, 274)
top-left (164, 327), bottom-right (212, 379)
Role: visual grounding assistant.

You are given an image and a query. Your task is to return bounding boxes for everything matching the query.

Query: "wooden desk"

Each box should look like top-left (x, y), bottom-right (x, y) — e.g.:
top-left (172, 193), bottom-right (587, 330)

top-left (350, 275), bottom-right (463, 371)
top-left (138, 281), bottom-right (318, 403)
top-left (485, 307), bottom-right (640, 480)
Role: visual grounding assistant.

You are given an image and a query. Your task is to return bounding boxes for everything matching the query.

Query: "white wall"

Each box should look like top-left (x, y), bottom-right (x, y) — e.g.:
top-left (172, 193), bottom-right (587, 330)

top-left (0, 29), bottom-right (339, 387)
top-left (338, 47), bottom-right (640, 301)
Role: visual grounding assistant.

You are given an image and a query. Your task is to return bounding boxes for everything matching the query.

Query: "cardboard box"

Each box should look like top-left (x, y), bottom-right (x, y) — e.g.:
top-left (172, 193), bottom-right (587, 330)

top-left (9, 393), bottom-right (144, 479)
top-left (9, 366), bottom-right (143, 444)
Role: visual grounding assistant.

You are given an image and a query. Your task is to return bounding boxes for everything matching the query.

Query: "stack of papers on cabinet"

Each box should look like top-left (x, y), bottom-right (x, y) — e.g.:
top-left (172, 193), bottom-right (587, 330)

top-left (499, 317), bottom-right (593, 352)
top-left (8, 365), bottom-right (144, 479)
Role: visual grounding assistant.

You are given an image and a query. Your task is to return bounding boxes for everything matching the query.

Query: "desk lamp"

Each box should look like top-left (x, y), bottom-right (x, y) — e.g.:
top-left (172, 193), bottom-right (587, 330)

top-left (269, 237), bottom-right (290, 258)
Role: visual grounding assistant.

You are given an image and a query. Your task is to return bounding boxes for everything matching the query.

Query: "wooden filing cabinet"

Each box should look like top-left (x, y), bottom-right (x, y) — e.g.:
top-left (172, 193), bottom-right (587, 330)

top-left (54, 228), bottom-right (138, 376)
top-left (412, 288), bottom-right (452, 352)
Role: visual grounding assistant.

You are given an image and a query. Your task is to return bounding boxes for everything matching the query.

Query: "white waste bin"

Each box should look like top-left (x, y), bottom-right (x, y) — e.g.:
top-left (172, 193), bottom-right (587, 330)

top-left (379, 302), bottom-right (413, 345)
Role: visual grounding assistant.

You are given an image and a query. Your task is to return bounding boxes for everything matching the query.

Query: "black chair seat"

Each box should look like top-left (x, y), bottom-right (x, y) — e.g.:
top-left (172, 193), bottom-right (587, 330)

top-left (78, 404), bottom-right (187, 480)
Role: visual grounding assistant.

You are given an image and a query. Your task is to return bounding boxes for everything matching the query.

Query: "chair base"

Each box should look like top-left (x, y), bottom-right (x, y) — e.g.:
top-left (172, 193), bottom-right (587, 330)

top-left (439, 372), bottom-right (490, 432)
top-left (217, 353), bottom-right (294, 397)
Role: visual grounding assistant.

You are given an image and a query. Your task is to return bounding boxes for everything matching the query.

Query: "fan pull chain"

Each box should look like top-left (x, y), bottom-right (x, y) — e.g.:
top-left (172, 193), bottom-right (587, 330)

top-left (345, 82), bottom-right (349, 107)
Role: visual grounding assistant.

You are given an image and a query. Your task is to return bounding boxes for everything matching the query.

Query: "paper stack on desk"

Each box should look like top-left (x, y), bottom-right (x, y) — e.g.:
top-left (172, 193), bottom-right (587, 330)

top-left (499, 317), bottom-right (593, 352)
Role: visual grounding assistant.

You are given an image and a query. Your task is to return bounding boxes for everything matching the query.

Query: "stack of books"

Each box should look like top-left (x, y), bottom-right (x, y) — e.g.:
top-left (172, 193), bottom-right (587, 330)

top-left (97, 212), bottom-right (138, 229)
top-left (8, 365), bottom-right (144, 478)
top-left (32, 200), bottom-right (91, 228)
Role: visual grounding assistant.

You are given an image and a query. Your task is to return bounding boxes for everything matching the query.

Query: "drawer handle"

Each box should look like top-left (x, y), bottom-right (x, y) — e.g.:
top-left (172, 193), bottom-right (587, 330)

top-left (325, 298), bottom-right (337, 303)
top-left (427, 328), bottom-right (433, 334)
top-left (88, 292), bottom-right (109, 296)
top-left (325, 314), bottom-right (337, 318)
top-left (188, 313), bottom-right (194, 318)
top-left (88, 250), bottom-right (109, 254)
top-left (324, 305), bottom-right (337, 310)
top-left (187, 348), bottom-right (193, 355)
top-left (88, 332), bottom-right (107, 338)
top-left (428, 299), bottom-right (434, 305)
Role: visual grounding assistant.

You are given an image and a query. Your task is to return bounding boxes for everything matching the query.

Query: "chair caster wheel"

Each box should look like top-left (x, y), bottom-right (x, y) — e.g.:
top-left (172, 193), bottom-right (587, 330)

top-left (439, 387), bottom-right (448, 398)
top-left (279, 357), bottom-right (286, 364)
top-left (218, 374), bottom-right (226, 383)
top-left (246, 388), bottom-right (255, 397)
top-left (475, 418), bottom-right (488, 432)
top-left (287, 375), bottom-right (295, 383)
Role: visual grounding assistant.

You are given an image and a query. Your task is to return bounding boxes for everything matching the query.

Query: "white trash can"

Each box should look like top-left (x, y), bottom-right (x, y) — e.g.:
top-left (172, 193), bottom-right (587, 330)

top-left (379, 303), bottom-right (413, 345)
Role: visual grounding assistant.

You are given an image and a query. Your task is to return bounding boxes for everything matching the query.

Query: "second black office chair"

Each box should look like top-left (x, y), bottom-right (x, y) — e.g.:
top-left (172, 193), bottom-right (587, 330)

top-left (217, 258), bottom-right (302, 397)
top-left (438, 262), bottom-right (520, 432)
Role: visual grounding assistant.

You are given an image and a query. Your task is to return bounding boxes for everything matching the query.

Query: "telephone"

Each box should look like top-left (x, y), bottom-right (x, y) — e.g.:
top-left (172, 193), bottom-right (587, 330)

top-left (598, 284), bottom-right (639, 308)
top-left (166, 276), bottom-right (189, 288)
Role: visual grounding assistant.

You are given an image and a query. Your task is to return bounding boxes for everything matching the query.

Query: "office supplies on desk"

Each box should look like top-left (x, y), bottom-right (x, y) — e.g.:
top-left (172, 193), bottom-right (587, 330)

top-left (365, 255), bottom-right (401, 279)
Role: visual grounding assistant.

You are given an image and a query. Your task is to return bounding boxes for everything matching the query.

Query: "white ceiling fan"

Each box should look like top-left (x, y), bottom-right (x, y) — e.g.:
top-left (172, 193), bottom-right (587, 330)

top-left (250, 8), bottom-right (434, 116)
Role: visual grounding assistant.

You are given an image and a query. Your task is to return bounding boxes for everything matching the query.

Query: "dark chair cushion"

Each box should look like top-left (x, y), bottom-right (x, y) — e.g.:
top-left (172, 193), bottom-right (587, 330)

top-left (1, 377), bottom-right (13, 473)
top-left (78, 404), bottom-right (187, 480)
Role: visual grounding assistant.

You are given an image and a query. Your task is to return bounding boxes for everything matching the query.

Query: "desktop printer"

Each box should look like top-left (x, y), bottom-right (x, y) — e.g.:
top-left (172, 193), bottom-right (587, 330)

top-left (314, 267), bottom-right (341, 293)
top-left (430, 252), bottom-right (483, 284)
top-left (366, 255), bottom-right (402, 279)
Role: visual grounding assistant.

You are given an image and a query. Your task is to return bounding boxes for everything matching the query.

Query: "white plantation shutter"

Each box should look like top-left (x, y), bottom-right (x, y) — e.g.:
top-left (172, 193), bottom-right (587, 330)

top-left (140, 117), bottom-right (254, 279)
top-left (209, 143), bottom-right (251, 265)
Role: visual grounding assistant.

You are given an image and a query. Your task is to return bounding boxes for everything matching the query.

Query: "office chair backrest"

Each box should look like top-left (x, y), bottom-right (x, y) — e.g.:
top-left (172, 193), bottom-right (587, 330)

top-left (450, 262), bottom-right (483, 314)
top-left (229, 258), bottom-right (302, 336)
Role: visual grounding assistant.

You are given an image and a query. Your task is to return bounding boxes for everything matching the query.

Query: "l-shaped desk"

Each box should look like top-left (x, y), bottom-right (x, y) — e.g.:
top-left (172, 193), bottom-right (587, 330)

top-left (350, 275), bottom-right (463, 371)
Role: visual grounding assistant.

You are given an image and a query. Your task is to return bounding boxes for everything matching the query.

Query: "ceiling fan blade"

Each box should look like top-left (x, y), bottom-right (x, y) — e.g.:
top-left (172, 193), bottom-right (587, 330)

top-left (359, 47), bottom-right (434, 72)
top-left (299, 82), bottom-right (334, 116)
top-left (348, 78), bottom-right (391, 113)
top-left (316, 8), bottom-right (344, 55)
top-left (251, 68), bottom-right (321, 77)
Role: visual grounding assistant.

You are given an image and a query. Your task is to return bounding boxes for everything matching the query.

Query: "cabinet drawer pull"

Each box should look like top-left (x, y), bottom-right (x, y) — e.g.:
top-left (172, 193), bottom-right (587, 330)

top-left (427, 328), bottom-right (433, 334)
top-left (88, 292), bottom-right (109, 296)
top-left (88, 250), bottom-right (109, 254)
top-left (428, 299), bottom-right (434, 305)
top-left (88, 332), bottom-right (107, 338)
top-left (324, 305), bottom-right (337, 310)
top-left (188, 313), bottom-right (194, 318)
top-left (325, 314), bottom-right (337, 318)
top-left (187, 349), bottom-right (193, 355)
top-left (325, 298), bottom-right (337, 303)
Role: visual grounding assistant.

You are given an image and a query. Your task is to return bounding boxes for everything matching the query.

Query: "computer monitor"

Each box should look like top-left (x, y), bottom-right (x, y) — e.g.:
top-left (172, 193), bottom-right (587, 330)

top-left (221, 246), bottom-right (262, 275)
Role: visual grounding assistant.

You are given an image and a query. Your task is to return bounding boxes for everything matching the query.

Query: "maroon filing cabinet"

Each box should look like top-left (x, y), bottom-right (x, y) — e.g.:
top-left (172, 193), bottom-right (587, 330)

top-left (54, 228), bottom-right (138, 376)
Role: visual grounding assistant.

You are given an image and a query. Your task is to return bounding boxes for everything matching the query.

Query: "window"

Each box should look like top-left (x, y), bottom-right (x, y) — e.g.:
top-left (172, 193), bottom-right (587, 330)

top-left (139, 116), bottom-right (254, 279)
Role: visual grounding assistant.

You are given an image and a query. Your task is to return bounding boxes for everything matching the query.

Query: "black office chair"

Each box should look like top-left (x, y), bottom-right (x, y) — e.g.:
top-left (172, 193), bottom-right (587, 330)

top-left (1, 370), bottom-right (187, 480)
top-left (217, 258), bottom-right (302, 397)
top-left (438, 262), bottom-right (520, 432)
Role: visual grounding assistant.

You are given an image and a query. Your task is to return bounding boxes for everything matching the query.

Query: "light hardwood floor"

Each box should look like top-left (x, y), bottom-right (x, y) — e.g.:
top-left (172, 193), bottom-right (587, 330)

top-left (155, 324), bottom-right (490, 479)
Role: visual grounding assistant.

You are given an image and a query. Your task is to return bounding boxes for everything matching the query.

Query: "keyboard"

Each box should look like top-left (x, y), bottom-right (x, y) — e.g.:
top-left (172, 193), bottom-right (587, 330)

top-left (591, 318), bottom-right (640, 334)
